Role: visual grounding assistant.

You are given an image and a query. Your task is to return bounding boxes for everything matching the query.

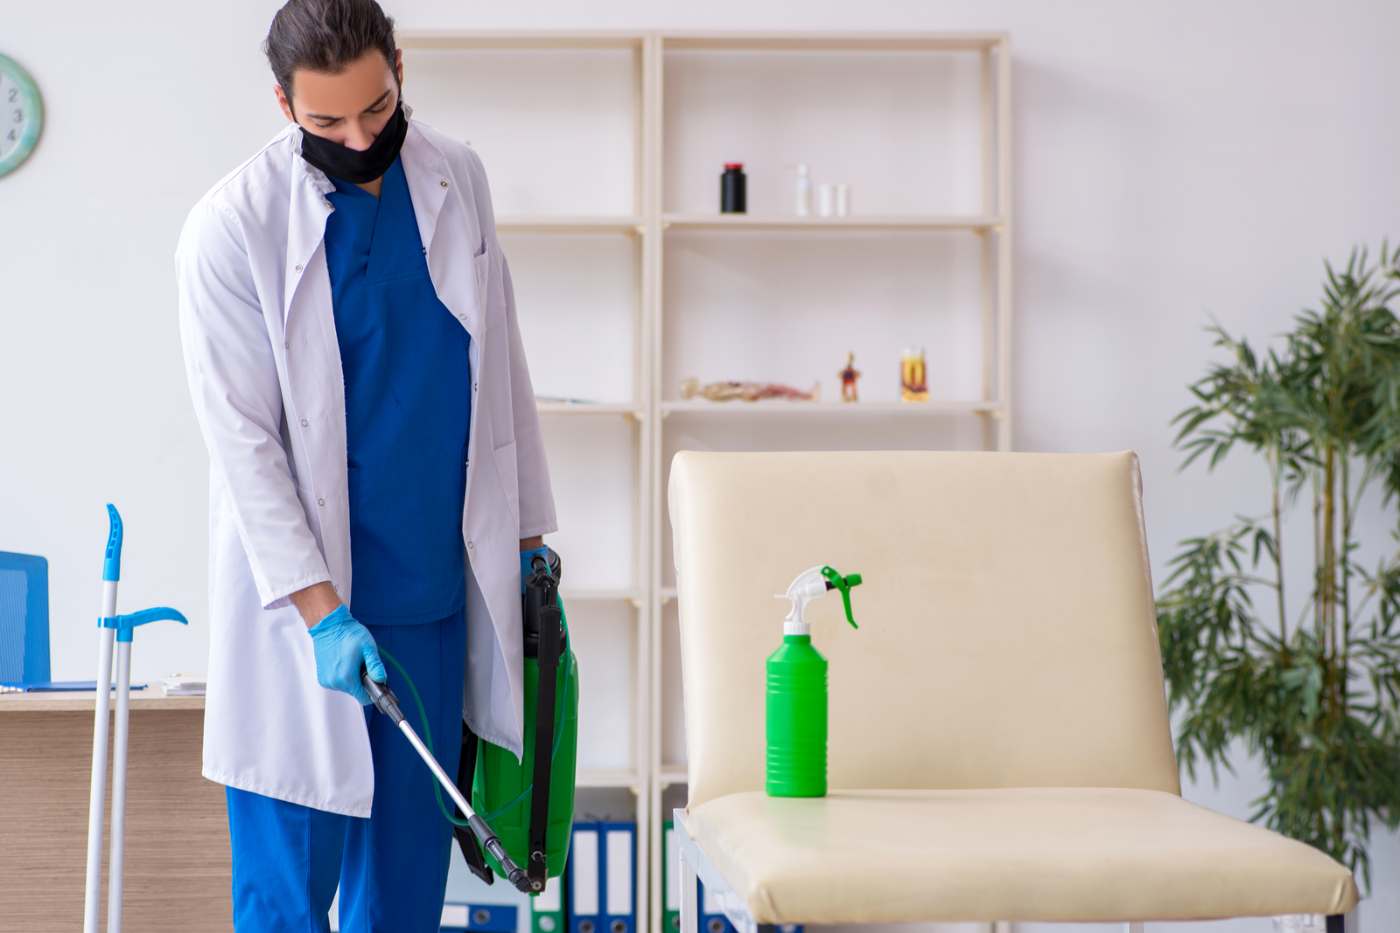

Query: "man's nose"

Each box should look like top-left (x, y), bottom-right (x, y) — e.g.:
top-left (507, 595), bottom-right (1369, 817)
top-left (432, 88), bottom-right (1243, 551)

top-left (344, 124), bottom-right (375, 150)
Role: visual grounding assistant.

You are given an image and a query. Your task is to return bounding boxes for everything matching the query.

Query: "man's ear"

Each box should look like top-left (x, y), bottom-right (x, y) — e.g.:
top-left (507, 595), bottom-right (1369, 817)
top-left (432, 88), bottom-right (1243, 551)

top-left (274, 83), bottom-right (295, 123)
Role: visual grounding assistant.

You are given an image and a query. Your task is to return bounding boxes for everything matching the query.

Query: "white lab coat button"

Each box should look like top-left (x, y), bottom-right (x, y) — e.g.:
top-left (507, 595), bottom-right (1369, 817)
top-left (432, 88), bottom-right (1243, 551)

top-left (440, 179), bottom-right (449, 188)
top-left (317, 497), bottom-right (325, 506)
top-left (295, 263), bottom-right (303, 272)
top-left (300, 418), bottom-right (309, 427)
top-left (466, 540), bottom-right (474, 550)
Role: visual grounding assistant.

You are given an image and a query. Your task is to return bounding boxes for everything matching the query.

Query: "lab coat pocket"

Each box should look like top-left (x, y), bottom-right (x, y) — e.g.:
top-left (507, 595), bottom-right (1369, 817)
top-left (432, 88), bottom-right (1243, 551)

top-left (492, 439), bottom-right (520, 530)
top-left (472, 238), bottom-right (491, 315)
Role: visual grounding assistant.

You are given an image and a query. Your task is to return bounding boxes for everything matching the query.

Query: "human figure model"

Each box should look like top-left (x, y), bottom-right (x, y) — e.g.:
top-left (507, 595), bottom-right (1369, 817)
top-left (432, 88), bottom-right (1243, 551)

top-left (839, 351), bottom-right (861, 402)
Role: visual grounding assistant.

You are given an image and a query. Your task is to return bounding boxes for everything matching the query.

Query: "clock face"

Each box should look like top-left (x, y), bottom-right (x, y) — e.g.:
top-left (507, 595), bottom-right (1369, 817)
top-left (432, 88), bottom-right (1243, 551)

top-left (0, 54), bottom-right (43, 178)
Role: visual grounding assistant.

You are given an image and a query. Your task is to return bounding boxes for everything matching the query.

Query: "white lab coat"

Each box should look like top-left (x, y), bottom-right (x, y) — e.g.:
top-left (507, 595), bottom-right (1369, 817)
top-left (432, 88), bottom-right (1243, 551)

top-left (174, 103), bottom-right (557, 817)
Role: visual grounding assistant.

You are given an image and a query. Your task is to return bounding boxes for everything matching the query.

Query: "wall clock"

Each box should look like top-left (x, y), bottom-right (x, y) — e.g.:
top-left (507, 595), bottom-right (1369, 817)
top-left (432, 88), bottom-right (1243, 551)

top-left (0, 53), bottom-right (43, 179)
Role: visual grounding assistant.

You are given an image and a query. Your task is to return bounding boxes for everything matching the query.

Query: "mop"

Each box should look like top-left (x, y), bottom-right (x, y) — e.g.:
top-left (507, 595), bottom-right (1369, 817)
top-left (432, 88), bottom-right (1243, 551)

top-left (83, 504), bottom-right (189, 933)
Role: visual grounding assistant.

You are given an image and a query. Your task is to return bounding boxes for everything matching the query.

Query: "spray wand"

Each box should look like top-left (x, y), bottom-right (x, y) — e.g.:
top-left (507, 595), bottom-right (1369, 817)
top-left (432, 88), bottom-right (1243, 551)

top-left (359, 666), bottom-right (537, 893)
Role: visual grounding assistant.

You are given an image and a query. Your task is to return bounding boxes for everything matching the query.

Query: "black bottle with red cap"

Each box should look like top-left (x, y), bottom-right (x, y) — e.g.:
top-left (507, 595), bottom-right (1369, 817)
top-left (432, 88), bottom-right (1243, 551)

top-left (721, 161), bottom-right (746, 213)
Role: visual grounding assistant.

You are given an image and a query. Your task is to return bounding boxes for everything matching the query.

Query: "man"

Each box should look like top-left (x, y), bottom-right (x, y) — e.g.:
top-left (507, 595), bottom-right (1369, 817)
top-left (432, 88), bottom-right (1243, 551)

top-left (174, 0), bottom-right (557, 928)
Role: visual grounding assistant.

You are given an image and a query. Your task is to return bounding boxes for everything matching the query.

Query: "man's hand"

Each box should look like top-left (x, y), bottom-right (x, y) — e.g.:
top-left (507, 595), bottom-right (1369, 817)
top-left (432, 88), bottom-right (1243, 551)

top-left (306, 603), bottom-right (386, 706)
top-left (520, 538), bottom-right (550, 594)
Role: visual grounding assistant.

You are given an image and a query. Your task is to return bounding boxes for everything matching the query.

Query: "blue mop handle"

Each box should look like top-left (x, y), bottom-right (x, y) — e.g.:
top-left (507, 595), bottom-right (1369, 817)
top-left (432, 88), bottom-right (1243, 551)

top-left (86, 505), bottom-right (125, 933)
top-left (100, 606), bottom-right (189, 643)
top-left (103, 503), bottom-right (123, 582)
top-left (95, 504), bottom-right (189, 640)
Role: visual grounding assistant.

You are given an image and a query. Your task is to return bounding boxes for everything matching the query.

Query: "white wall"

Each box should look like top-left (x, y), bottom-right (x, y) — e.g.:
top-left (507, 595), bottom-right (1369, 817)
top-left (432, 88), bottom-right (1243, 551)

top-left (2, 1), bottom-right (1396, 930)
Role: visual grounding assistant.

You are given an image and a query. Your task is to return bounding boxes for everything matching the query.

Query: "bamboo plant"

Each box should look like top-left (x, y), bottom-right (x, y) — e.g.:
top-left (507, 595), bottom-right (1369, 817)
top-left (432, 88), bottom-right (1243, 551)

top-left (1155, 242), bottom-right (1400, 891)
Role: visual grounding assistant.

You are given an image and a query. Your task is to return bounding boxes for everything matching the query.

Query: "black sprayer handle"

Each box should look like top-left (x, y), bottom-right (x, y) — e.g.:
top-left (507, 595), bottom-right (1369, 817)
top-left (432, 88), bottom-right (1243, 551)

top-left (361, 665), bottom-right (404, 723)
top-left (471, 814), bottom-right (534, 892)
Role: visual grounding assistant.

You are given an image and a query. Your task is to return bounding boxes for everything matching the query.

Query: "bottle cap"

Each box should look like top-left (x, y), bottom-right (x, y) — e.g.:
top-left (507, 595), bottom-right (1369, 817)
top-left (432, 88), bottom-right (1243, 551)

top-left (724, 161), bottom-right (744, 170)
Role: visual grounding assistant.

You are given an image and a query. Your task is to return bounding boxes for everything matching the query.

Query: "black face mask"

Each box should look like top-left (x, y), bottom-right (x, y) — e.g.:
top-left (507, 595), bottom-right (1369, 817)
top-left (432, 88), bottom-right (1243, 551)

top-left (297, 95), bottom-right (409, 184)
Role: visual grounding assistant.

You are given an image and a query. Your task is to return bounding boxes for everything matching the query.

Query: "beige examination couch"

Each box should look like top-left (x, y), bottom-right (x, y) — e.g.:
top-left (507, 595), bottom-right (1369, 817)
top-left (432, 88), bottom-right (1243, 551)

top-left (665, 449), bottom-right (1358, 932)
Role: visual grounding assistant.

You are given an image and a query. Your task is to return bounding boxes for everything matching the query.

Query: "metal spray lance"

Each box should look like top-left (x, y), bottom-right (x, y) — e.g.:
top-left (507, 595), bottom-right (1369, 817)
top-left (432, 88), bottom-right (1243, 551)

top-left (765, 564), bottom-right (862, 797)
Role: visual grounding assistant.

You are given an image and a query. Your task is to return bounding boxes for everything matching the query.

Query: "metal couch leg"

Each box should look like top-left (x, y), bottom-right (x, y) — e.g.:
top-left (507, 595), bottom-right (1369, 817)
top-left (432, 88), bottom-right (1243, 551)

top-left (678, 842), bottom-right (699, 933)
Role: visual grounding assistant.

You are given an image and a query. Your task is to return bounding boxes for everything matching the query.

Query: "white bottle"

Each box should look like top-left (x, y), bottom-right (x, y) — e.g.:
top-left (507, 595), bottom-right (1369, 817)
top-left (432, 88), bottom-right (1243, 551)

top-left (794, 162), bottom-right (812, 216)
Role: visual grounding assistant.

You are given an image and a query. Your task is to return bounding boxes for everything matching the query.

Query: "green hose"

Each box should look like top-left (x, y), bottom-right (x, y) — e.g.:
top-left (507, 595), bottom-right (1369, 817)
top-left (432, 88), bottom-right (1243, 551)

top-left (376, 595), bottom-right (573, 830)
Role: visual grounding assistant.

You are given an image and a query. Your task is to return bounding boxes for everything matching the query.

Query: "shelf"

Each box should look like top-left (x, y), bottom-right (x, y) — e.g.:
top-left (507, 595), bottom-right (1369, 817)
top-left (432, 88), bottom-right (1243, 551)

top-left (498, 214), bottom-right (645, 235)
top-left (400, 29), bottom-right (1005, 53)
top-left (662, 30), bottom-right (1005, 52)
top-left (561, 587), bottom-right (645, 606)
top-left (578, 767), bottom-right (645, 790)
top-left (660, 399), bottom-right (1003, 418)
top-left (394, 31), bottom-right (1013, 933)
top-left (662, 213), bottom-right (1002, 232)
top-left (398, 30), bottom-right (645, 51)
top-left (537, 401), bottom-right (644, 418)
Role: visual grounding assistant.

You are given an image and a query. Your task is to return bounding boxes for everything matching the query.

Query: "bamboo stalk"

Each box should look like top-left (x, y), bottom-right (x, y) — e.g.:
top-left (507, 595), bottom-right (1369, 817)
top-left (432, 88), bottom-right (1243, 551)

top-left (1322, 444), bottom-right (1337, 709)
top-left (1340, 452), bottom-right (1352, 704)
top-left (1271, 445), bottom-right (1287, 645)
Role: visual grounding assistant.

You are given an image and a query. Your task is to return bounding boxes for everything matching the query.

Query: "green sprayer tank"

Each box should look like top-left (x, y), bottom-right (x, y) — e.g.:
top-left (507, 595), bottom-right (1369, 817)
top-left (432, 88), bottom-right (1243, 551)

top-left (765, 564), bottom-right (862, 797)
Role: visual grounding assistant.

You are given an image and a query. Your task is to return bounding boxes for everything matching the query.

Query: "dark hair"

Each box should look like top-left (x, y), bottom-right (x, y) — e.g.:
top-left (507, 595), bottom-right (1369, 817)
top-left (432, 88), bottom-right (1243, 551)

top-left (264, 0), bottom-right (398, 114)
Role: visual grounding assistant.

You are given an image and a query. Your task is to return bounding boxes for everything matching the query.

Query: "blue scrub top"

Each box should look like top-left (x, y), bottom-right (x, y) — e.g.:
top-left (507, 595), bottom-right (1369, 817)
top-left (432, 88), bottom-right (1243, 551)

top-left (323, 154), bottom-right (472, 626)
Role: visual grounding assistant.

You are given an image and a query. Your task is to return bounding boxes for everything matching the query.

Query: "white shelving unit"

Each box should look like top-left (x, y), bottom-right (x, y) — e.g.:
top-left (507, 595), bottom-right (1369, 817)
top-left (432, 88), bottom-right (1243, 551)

top-left (398, 29), bottom-right (1012, 933)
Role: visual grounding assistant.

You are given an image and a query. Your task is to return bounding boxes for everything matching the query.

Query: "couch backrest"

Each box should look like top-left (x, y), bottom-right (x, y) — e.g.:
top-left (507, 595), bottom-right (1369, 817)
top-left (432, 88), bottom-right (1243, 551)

top-left (667, 449), bottom-right (1180, 811)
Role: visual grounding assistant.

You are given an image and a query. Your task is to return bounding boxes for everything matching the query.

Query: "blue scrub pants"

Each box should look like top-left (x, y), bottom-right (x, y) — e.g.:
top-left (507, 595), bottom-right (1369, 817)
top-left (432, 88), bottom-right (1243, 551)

top-left (224, 606), bottom-right (467, 932)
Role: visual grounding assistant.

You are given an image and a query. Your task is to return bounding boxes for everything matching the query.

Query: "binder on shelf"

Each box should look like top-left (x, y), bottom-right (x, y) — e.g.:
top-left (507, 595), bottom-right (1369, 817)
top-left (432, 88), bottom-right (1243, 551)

top-left (568, 821), bottom-right (601, 933)
top-left (698, 878), bottom-right (727, 933)
top-left (600, 820), bottom-right (636, 933)
top-left (440, 901), bottom-right (517, 933)
top-left (530, 867), bottom-right (566, 933)
top-left (662, 819), bottom-right (679, 933)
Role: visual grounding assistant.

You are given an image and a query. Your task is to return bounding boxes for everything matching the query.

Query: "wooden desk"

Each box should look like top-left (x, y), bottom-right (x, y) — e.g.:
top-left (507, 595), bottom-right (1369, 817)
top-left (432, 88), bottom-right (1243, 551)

top-left (0, 686), bottom-right (231, 931)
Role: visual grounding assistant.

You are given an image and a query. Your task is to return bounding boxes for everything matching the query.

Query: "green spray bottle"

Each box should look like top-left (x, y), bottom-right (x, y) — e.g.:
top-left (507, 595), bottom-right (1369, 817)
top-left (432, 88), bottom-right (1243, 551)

top-left (765, 563), bottom-right (862, 797)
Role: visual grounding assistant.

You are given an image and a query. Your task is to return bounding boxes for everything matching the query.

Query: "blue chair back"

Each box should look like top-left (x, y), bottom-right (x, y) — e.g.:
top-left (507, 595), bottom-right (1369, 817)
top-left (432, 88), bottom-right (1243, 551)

top-left (0, 551), bottom-right (50, 684)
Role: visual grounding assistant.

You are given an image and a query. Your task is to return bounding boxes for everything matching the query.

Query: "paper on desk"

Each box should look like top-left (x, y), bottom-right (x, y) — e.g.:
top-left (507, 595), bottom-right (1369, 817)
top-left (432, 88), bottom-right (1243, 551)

top-left (162, 672), bottom-right (206, 696)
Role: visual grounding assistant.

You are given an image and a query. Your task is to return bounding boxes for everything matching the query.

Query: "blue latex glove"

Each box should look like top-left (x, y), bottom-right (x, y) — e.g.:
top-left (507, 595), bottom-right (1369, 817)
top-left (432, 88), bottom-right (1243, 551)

top-left (521, 545), bottom-right (551, 594)
top-left (307, 603), bottom-right (386, 705)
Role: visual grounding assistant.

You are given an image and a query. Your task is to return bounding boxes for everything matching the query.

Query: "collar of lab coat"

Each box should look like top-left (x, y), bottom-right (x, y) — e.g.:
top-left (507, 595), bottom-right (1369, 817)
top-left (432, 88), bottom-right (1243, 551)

top-left (282, 101), bottom-right (454, 325)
